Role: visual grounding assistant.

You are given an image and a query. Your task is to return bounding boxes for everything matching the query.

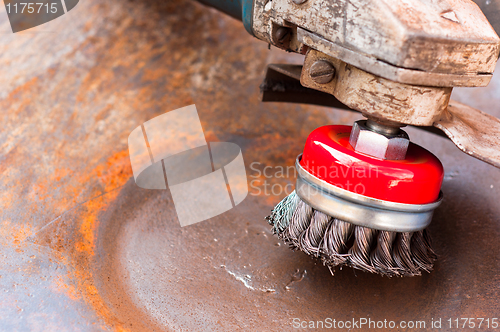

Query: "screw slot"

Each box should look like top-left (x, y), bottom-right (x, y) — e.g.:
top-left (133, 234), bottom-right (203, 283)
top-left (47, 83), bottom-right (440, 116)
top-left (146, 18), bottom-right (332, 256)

top-left (309, 60), bottom-right (335, 84)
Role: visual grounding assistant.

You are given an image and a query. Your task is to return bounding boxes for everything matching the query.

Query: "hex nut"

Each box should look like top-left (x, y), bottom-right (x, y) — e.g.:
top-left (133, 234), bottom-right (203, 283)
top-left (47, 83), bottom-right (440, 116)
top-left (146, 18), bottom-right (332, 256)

top-left (349, 120), bottom-right (410, 160)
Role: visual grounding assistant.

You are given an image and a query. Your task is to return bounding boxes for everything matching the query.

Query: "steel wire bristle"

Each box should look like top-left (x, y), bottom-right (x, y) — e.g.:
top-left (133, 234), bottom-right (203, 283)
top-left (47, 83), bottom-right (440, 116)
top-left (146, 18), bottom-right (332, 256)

top-left (410, 229), bottom-right (437, 273)
top-left (393, 232), bottom-right (420, 276)
top-left (267, 190), bottom-right (437, 277)
top-left (320, 218), bottom-right (354, 267)
top-left (371, 231), bottom-right (398, 276)
top-left (266, 190), bottom-right (299, 234)
top-left (348, 226), bottom-right (378, 274)
top-left (281, 200), bottom-right (313, 249)
top-left (298, 210), bottom-right (330, 257)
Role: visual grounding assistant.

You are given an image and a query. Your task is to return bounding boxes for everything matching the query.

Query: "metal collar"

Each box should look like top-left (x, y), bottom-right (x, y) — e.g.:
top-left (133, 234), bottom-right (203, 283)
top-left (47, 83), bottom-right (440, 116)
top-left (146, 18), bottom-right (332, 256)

top-left (295, 155), bottom-right (443, 232)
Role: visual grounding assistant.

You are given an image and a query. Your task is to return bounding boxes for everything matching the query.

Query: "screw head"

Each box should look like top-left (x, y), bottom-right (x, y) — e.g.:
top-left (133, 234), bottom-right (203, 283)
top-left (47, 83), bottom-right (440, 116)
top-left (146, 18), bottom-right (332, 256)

top-left (309, 60), bottom-right (335, 84)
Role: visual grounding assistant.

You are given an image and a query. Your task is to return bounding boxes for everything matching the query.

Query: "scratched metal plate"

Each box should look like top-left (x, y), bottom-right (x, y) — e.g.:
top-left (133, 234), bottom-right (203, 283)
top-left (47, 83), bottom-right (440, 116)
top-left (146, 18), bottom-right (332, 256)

top-left (1, 0), bottom-right (500, 331)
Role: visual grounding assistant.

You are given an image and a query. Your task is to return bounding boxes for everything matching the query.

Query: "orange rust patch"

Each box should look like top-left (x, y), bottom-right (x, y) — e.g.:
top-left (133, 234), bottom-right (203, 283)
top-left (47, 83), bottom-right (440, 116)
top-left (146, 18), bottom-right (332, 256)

top-left (11, 223), bottom-right (33, 246)
top-left (63, 150), bottom-right (133, 331)
top-left (75, 202), bottom-right (98, 255)
top-left (53, 275), bottom-right (81, 301)
top-left (95, 150), bottom-right (133, 192)
top-left (8, 76), bottom-right (39, 99)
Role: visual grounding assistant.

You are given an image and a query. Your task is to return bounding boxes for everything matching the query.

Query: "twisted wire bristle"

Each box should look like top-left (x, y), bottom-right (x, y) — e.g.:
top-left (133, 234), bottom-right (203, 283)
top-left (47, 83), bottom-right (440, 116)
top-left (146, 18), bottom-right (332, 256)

top-left (298, 211), bottom-right (330, 257)
top-left (320, 219), bottom-right (354, 267)
top-left (281, 200), bottom-right (313, 249)
top-left (267, 190), bottom-right (437, 277)
top-left (371, 231), bottom-right (398, 276)
top-left (266, 190), bottom-right (299, 234)
top-left (410, 229), bottom-right (437, 273)
top-left (349, 227), bottom-right (378, 274)
top-left (393, 232), bottom-right (420, 276)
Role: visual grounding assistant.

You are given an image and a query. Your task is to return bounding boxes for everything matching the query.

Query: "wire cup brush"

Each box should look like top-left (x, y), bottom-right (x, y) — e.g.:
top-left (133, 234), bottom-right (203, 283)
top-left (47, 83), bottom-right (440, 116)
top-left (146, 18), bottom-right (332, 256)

top-left (267, 120), bottom-right (444, 277)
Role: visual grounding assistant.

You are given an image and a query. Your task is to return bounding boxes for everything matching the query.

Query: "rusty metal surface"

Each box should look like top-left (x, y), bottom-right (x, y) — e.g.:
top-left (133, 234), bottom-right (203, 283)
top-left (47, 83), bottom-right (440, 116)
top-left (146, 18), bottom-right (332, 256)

top-left (1, 0), bottom-right (500, 331)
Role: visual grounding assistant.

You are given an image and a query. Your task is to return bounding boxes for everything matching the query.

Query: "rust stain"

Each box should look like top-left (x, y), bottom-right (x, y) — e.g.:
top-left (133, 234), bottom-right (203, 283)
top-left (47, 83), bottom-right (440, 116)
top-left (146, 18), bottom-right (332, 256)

top-left (28, 150), bottom-right (135, 331)
top-left (74, 151), bottom-right (131, 256)
top-left (68, 151), bottom-right (132, 331)
top-left (75, 202), bottom-right (98, 255)
top-left (95, 150), bottom-right (133, 192)
top-left (53, 275), bottom-right (81, 301)
top-left (11, 224), bottom-right (33, 248)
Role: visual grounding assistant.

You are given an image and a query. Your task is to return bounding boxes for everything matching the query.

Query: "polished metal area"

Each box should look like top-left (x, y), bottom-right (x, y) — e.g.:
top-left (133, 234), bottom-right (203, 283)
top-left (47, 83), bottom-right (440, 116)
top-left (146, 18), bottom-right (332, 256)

top-left (295, 156), bottom-right (443, 232)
